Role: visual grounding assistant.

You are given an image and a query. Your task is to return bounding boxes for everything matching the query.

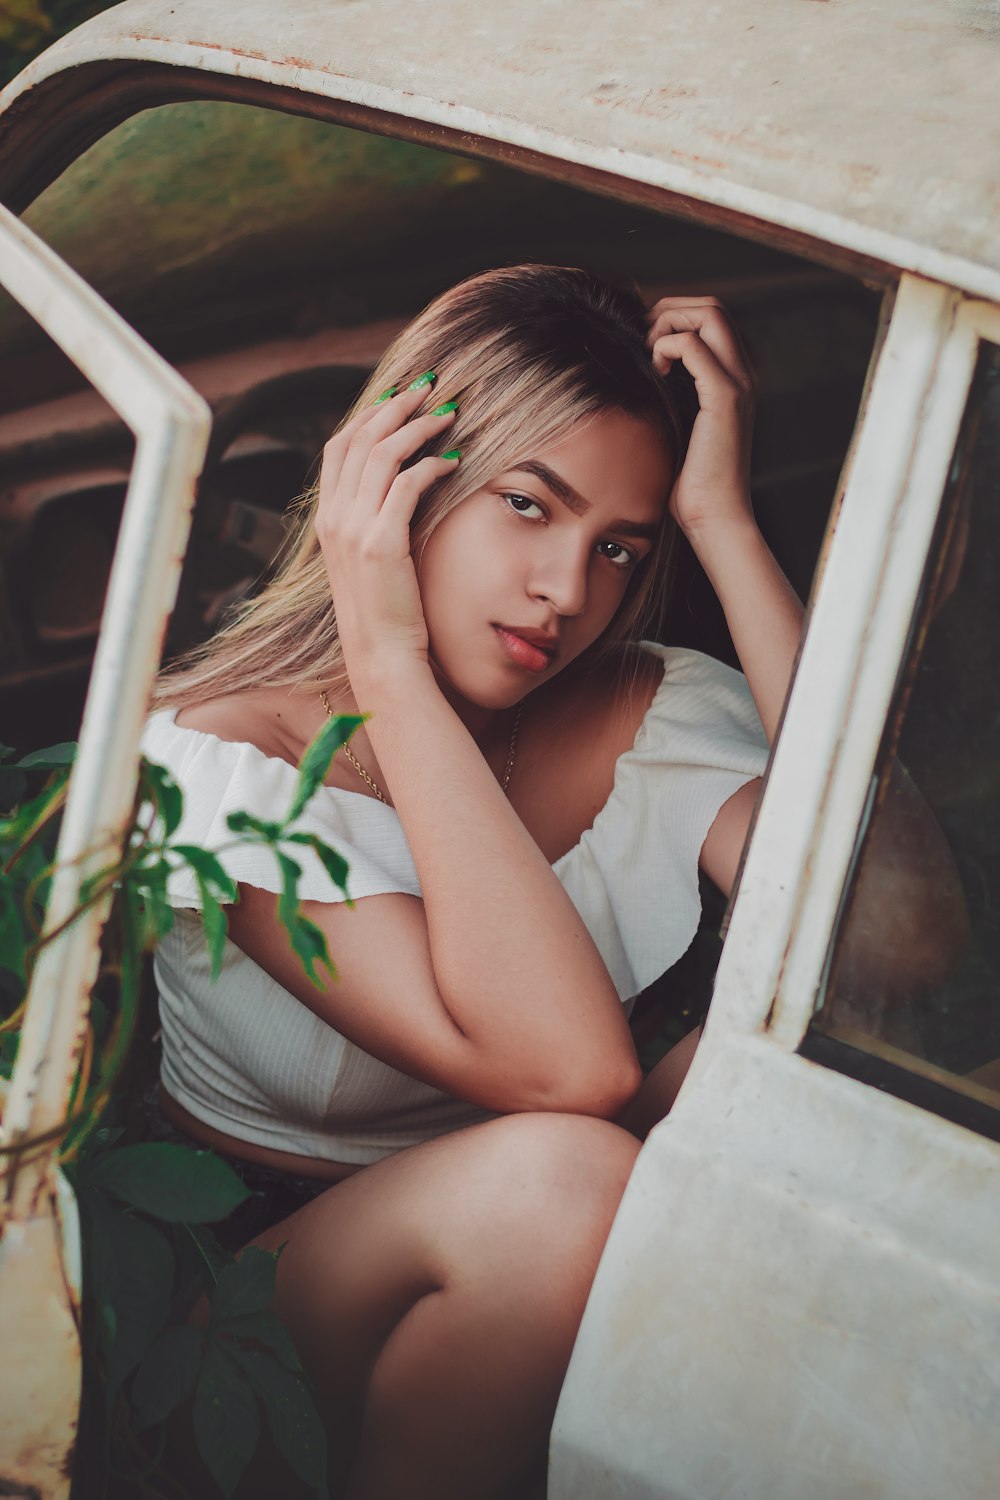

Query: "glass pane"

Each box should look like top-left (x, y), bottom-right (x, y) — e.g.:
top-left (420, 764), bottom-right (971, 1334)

top-left (809, 339), bottom-right (1000, 1117)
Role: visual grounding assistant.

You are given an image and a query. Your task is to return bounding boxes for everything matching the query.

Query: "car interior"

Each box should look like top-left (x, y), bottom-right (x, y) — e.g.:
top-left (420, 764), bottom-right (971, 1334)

top-left (0, 99), bottom-right (885, 1055)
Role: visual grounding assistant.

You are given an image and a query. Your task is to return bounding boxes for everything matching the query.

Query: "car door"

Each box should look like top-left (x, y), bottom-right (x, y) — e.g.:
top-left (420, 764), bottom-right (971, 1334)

top-left (551, 277), bottom-right (1000, 1500)
top-left (0, 201), bottom-right (210, 1500)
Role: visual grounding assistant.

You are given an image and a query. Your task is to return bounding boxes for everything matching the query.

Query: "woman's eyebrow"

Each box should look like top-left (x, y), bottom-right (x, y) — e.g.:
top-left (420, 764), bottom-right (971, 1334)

top-left (511, 460), bottom-right (659, 542)
top-left (513, 460), bottom-right (590, 516)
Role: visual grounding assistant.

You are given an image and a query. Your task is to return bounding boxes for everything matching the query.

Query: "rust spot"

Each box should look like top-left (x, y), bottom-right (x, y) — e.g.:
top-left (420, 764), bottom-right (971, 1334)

top-left (278, 55), bottom-right (351, 78)
top-left (59, 1435), bottom-right (76, 1481)
top-left (0, 1480), bottom-right (43, 1497)
top-left (706, 127), bottom-right (794, 163)
top-left (670, 150), bottom-right (729, 172)
top-left (128, 32), bottom-right (272, 62)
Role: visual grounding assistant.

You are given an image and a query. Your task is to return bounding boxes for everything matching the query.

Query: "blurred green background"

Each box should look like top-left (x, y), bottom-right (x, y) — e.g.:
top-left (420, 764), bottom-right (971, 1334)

top-left (0, 0), bottom-right (117, 86)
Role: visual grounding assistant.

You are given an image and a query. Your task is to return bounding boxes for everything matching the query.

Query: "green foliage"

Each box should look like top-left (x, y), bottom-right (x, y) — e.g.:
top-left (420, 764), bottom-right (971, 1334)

top-left (1, 711), bottom-right (363, 1497)
top-left (90, 1141), bottom-right (252, 1223)
top-left (71, 1137), bottom-right (329, 1498)
top-left (0, 1), bottom-right (120, 87)
top-left (288, 713), bottom-right (362, 823)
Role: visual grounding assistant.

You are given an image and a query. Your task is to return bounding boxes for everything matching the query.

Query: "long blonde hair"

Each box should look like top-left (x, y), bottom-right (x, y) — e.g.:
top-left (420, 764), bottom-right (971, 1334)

top-left (154, 265), bottom-right (689, 710)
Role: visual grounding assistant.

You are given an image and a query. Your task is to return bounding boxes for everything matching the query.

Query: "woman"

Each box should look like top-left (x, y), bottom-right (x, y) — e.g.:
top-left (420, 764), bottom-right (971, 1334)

top-left (142, 265), bottom-right (802, 1497)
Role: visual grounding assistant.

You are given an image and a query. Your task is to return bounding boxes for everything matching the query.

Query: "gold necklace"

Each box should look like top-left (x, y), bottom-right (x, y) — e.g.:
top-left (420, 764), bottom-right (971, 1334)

top-left (319, 690), bottom-right (522, 805)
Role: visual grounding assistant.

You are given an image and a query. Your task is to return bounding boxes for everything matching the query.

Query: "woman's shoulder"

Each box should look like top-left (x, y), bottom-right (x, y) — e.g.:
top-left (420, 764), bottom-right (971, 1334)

top-left (553, 641), bottom-right (752, 755)
top-left (540, 641), bottom-right (767, 817)
top-left (544, 643), bottom-right (665, 748)
top-left (171, 688), bottom-right (303, 766)
top-left (143, 690), bottom-right (419, 910)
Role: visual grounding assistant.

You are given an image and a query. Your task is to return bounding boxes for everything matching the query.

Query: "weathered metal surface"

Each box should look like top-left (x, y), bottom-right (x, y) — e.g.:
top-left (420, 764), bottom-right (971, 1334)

top-left (703, 277), bottom-right (969, 1057)
top-left (0, 101), bottom-right (484, 354)
top-left (553, 1036), bottom-right (1000, 1500)
top-left (0, 202), bottom-right (209, 1495)
top-left (0, 1171), bottom-right (82, 1500)
top-left (552, 279), bottom-right (1000, 1496)
top-left (0, 0), bottom-right (998, 299)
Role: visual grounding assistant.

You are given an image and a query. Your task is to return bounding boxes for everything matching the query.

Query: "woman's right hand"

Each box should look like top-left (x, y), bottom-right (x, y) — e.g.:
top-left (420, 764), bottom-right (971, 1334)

top-left (315, 380), bottom-right (459, 676)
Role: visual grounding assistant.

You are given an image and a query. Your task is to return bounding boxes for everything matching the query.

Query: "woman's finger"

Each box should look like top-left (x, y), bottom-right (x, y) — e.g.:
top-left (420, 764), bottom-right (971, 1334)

top-left (317, 380), bottom-right (412, 489)
top-left (354, 406), bottom-right (459, 520)
top-left (650, 296), bottom-right (755, 374)
top-left (648, 303), bottom-right (752, 390)
top-left (650, 329), bottom-right (741, 413)
top-left (648, 295), bottom-right (723, 318)
top-left (374, 452), bottom-right (462, 535)
top-left (332, 379), bottom-right (440, 513)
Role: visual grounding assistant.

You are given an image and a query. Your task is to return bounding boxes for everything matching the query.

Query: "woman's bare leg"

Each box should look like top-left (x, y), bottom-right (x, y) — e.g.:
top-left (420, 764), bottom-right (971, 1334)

top-left (616, 1025), bottom-right (702, 1140)
top-left (249, 1111), bottom-right (640, 1500)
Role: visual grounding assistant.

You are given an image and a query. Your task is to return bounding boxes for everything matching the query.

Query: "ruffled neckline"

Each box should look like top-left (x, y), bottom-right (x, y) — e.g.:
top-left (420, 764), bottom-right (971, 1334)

top-left (145, 641), bottom-right (673, 873)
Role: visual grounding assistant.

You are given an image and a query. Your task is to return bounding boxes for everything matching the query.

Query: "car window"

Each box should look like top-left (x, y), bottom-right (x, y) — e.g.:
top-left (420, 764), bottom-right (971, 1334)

top-left (1, 99), bottom-right (882, 758)
top-left (806, 339), bottom-right (1000, 1132)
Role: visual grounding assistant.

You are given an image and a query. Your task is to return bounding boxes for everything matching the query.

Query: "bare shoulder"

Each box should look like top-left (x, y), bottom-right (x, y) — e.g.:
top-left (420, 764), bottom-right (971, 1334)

top-left (173, 688), bottom-right (303, 765)
top-left (531, 644), bottom-right (665, 777)
top-left (561, 645), bottom-right (665, 753)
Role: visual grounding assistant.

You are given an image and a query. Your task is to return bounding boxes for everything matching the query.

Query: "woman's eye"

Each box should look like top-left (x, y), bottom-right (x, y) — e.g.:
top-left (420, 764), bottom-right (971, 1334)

top-left (597, 540), bottom-right (635, 569)
top-left (502, 492), bottom-right (545, 520)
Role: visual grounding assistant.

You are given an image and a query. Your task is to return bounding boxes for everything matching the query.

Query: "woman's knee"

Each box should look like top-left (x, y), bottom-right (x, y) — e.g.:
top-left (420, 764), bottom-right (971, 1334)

top-left (457, 1112), bottom-right (640, 1271)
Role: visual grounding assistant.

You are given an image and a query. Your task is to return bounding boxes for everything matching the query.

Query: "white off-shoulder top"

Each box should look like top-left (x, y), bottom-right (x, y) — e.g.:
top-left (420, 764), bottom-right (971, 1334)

top-left (140, 643), bottom-right (768, 1165)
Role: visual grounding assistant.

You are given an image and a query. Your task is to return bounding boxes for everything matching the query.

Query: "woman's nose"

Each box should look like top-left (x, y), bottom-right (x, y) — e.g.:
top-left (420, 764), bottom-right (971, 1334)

top-left (529, 546), bottom-right (589, 618)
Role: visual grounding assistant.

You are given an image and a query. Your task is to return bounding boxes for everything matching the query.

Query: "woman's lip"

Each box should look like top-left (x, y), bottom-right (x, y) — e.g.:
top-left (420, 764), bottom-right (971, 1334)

top-left (493, 625), bottom-right (555, 673)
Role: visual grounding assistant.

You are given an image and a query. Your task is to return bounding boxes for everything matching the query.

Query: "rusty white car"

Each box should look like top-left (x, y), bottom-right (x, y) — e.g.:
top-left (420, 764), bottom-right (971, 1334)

top-left (0, 2), bottom-right (998, 1497)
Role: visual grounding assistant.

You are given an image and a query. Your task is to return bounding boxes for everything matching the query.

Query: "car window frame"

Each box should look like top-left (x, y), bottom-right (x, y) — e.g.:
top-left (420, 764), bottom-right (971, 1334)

top-left (695, 280), bottom-right (1000, 1119)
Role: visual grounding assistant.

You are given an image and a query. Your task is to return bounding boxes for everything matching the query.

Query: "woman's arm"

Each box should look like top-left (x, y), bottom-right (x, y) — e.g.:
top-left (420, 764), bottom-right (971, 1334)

top-left (289, 385), bottom-right (638, 1116)
top-left (341, 654), bottom-right (639, 1114)
top-left (650, 298), bottom-right (968, 1005)
top-left (649, 296), bottom-right (803, 739)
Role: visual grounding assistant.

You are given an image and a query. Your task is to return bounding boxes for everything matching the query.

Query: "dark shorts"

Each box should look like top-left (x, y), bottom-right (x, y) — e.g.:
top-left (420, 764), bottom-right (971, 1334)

top-left (142, 1082), bottom-right (331, 1248)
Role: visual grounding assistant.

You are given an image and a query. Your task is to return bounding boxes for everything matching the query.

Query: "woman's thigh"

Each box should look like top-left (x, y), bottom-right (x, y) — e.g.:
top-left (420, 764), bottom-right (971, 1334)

top-left (250, 1110), bottom-right (640, 1409)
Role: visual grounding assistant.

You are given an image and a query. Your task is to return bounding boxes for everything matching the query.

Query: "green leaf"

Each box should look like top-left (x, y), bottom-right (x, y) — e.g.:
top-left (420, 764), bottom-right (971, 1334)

top-left (226, 810), bottom-right (283, 841)
top-left (220, 1309), bottom-right (302, 1374)
top-left (289, 912), bottom-right (334, 986)
top-left (172, 845), bottom-right (238, 903)
top-left (0, 1030), bottom-right (19, 1079)
top-left (88, 994), bottom-right (110, 1045)
top-left (90, 1142), bottom-right (251, 1223)
top-left (225, 1343), bottom-right (328, 1493)
top-left (13, 742), bottom-right (77, 770)
top-left (201, 887), bottom-right (228, 980)
top-left (0, 775), bottom-right (68, 854)
top-left (0, 876), bottom-right (27, 982)
top-left (277, 853), bottom-right (334, 986)
top-left (284, 832), bottom-right (351, 899)
top-left (277, 850), bottom-right (302, 919)
top-left (168, 845), bottom-right (236, 979)
top-left (212, 1245), bottom-right (279, 1323)
top-left (0, 765), bottom-right (27, 812)
top-left (287, 713), bottom-right (364, 823)
top-left (142, 759), bottom-right (183, 838)
top-left (98, 1301), bottom-right (117, 1365)
top-left (192, 1340), bottom-right (260, 1499)
top-left (131, 1325), bottom-right (205, 1430)
top-left (81, 1187), bottom-right (175, 1400)
top-left (142, 885), bottom-right (176, 945)
top-left (184, 1222), bottom-right (236, 1288)
top-left (130, 855), bottom-right (177, 946)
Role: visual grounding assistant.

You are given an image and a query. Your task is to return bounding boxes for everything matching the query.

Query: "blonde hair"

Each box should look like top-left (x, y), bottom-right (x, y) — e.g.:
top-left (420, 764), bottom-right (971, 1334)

top-left (154, 265), bottom-right (689, 710)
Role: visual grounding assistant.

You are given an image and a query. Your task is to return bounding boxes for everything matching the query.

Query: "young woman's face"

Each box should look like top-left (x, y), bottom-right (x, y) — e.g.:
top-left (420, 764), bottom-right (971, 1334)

top-left (416, 408), bottom-right (673, 711)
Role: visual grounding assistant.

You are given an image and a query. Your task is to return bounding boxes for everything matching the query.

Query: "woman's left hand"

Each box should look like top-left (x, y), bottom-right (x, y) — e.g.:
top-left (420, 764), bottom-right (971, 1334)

top-left (647, 297), bottom-right (756, 538)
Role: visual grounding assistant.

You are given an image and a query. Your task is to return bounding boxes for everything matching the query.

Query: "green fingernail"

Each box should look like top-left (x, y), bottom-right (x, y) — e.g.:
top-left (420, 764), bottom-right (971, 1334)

top-left (431, 399), bottom-right (459, 416)
top-left (442, 448), bottom-right (462, 461)
top-left (408, 370), bottom-right (436, 389)
top-left (373, 384), bottom-right (398, 404)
